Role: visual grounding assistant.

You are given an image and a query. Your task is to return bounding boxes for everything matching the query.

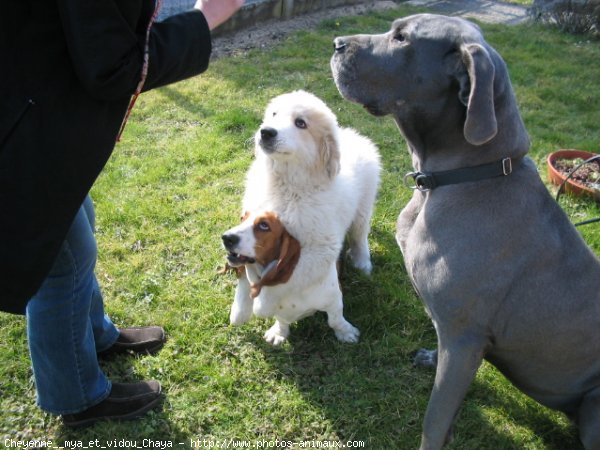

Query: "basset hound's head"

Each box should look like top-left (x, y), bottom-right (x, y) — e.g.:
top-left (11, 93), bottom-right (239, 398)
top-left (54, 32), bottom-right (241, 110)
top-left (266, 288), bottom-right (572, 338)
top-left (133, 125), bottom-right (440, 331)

top-left (222, 211), bottom-right (301, 297)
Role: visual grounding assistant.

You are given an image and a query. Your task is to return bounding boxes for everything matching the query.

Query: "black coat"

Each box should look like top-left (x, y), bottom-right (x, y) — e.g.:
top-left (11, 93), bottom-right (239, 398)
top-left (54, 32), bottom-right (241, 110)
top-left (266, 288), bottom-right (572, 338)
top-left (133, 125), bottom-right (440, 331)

top-left (0, 0), bottom-right (212, 314)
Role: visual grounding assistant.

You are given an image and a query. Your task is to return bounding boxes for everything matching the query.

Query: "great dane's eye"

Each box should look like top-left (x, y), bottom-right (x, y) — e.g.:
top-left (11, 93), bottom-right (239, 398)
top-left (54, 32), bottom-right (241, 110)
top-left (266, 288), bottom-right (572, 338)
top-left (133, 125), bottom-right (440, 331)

top-left (394, 33), bottom-right (406, 43)
top-left (295, 118), bottom-right (307, 129)
top-left (257, 221), bottom-right (270, 232)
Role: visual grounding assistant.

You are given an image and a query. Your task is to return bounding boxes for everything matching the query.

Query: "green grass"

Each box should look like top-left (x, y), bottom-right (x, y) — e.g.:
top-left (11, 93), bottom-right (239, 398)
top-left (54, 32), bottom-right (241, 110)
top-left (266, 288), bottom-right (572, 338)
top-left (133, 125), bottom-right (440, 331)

top-left (1, 5), bottom-right (599, 449)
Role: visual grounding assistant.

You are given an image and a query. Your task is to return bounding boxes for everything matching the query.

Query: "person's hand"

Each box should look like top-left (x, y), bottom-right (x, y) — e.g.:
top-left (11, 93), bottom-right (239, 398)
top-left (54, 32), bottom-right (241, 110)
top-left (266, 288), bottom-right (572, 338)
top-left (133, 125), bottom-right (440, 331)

top-left (194, 0), bottom-right (245, 31)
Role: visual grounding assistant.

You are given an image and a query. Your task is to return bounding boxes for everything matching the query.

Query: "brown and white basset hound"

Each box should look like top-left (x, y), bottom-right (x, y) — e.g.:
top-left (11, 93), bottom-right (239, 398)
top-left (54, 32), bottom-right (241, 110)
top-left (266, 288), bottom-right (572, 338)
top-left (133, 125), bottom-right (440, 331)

top-left (222, 210), bottom-right (301, 299)
top-left (222, 210), bottom-right (357, 345)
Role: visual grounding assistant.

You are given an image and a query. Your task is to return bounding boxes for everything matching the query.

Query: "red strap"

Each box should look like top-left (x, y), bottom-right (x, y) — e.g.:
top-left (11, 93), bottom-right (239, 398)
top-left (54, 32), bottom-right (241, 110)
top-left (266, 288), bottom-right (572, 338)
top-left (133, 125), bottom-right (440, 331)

top-left (116, 0), bottom-right (163, 142)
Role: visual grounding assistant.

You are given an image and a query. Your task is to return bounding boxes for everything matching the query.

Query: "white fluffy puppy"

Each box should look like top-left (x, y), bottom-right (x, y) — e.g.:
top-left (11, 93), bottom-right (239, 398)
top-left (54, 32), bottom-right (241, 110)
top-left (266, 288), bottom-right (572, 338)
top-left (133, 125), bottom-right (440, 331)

top-left (226, 90), bottom-right (381, 345)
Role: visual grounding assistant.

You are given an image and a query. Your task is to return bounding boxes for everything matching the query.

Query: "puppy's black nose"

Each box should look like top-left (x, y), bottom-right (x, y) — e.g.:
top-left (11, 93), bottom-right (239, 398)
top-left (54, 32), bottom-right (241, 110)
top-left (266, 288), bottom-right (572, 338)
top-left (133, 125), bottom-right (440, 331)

top-left (222, 233), bottom-right (239, 249)
top-left (333, 37), bottom-right (347, 53)
top-left (260, 127), bottom-right (277, 140)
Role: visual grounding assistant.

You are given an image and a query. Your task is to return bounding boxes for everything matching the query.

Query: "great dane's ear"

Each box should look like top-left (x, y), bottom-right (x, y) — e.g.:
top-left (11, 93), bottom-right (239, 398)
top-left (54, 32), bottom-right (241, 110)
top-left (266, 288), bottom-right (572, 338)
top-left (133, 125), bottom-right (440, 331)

top-left (320, 133), bottom-right (341, 179)
top-left (457, 43), bottom-right (498, 146)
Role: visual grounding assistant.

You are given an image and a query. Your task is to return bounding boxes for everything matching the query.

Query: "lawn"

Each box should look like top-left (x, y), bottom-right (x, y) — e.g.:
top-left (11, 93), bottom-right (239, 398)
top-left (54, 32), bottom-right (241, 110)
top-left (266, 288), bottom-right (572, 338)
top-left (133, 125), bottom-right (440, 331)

top-left (1, 4), bottom-right (599, 449)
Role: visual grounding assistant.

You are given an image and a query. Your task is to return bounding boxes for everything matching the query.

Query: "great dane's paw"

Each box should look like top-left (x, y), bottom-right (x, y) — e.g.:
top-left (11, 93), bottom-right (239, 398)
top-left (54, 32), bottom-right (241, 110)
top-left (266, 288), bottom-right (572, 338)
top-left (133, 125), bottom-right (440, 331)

top-left (413, 348), bottom-right (438, 369)
top-left (264, 325), bottom-right (288, 346)
top-left (334, 323), bottom-right (360, 343)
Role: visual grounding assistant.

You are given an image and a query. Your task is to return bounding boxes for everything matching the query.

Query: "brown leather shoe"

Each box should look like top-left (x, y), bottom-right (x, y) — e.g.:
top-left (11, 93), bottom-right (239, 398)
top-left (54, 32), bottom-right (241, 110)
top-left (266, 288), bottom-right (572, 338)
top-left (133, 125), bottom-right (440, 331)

top-left (62, 380), bottom-right (162, 428)
top-left (99, 326), bottom-right (166, 356)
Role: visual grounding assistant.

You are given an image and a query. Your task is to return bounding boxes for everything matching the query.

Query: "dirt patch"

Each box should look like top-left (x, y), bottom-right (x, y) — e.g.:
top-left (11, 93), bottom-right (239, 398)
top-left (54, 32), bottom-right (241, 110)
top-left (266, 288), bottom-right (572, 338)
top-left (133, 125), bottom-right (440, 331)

top-left (211, 1), bottom-right (399, 59)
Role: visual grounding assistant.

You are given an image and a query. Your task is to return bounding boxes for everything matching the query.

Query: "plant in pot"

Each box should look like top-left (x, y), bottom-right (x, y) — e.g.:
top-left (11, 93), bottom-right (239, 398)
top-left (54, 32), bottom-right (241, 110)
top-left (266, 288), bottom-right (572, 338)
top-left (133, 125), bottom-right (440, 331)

top-left (547, 149), bottom-right (600, 203)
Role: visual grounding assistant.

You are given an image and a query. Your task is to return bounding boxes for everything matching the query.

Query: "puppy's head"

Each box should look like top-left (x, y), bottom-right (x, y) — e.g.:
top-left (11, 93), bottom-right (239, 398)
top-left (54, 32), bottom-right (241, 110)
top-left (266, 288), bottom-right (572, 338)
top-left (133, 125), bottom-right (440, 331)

top-left (221, 211), bottom-right (301, 297)
top-left (255, 90), bottom-right (341, 178)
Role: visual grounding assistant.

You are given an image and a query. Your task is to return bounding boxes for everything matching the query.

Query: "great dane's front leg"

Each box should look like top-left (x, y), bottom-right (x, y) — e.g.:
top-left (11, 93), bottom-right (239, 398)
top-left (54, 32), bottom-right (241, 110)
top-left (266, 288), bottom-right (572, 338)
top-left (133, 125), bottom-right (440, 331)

top-left (420, 333), bottom-right (484, 450)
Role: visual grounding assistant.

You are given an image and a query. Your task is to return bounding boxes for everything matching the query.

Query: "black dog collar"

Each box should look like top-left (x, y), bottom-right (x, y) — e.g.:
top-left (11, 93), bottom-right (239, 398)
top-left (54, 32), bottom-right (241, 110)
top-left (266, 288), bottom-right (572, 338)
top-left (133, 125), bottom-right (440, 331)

top-left (404, 157), bottom-right (521, 192)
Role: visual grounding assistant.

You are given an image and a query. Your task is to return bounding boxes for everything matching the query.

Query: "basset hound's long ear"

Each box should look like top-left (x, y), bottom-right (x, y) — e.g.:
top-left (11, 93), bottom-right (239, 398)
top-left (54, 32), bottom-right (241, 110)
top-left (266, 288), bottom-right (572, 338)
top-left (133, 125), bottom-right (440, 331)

top-left (250, 231), bottom-right (301, 298)
top-left (320, 132), bottom-right (341, 179)
top-left (457, 43), bottom-right (498, 146)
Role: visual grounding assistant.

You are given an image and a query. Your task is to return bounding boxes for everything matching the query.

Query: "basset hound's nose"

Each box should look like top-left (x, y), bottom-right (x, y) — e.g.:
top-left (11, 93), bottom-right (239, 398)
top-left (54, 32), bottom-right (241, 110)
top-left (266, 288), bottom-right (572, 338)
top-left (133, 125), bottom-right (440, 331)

top-left (260, 127), bottom-right (278, 141)
top-left (222, 233), bottom-right (240, 249)
top-left (333, 37), bottom-right (347, 53)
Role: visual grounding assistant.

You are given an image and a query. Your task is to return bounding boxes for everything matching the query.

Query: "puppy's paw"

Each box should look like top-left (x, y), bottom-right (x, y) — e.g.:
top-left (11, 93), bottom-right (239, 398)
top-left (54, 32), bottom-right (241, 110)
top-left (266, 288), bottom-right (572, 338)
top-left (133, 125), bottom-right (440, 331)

top-left (413, 348), bottom-right (438, 369)
top-left (230, 303), bottom-right (252, 326)
top-left (347, 249), bottom-right (372, 275)
top-left (334, 323), bottom-right (360, 343)
top-left (264, 325), bottom-right (288, 346)
top-left (353, 259), bottom-right (373, 276)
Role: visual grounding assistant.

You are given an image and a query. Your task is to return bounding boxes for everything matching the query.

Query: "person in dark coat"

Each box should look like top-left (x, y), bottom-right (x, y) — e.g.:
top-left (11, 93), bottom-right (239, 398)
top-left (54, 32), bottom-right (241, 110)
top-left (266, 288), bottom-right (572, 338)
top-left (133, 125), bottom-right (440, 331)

top-left (0, 0), bottom-right (244, 427)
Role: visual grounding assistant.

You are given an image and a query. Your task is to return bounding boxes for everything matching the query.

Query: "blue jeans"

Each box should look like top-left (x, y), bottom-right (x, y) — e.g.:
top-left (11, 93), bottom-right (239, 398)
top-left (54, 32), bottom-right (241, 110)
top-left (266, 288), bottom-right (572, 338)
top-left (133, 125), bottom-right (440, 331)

top-left (26, 195), bottom-right (119, 414)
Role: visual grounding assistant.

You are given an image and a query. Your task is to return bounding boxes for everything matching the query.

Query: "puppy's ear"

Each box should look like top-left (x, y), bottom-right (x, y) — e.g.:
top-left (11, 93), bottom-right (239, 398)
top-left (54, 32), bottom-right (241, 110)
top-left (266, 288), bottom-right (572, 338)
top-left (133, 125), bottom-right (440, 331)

top-left (321, 132), bottom-right (341, 179)
top-left (456, 43), bottom-right (498, 146)
top-left (250, 231), bottom-right (301, 298)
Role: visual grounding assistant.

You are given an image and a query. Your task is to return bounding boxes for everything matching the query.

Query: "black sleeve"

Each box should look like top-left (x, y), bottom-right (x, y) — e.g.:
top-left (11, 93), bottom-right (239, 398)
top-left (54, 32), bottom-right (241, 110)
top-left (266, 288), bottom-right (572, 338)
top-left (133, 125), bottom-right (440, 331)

top-left (143, 10), bottom-right (212, 92)
top-left (56, 0), bottom-right (212, 101)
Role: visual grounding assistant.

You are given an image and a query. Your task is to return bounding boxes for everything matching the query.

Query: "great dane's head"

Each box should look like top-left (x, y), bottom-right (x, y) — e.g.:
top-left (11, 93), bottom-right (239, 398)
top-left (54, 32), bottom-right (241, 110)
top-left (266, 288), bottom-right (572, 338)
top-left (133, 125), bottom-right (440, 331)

top-left (331, 14), bottom-right (529, 165)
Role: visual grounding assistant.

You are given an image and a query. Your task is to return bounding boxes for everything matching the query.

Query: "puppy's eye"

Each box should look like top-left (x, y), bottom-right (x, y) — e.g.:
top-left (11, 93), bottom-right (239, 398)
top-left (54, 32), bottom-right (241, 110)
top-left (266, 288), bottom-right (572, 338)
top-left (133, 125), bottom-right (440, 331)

top-left (272, 112), bottom-right (277, 117)
top-left (295, 118), bottom-right (307, 129)
top-left (257, 221), bottom-right (270, 232)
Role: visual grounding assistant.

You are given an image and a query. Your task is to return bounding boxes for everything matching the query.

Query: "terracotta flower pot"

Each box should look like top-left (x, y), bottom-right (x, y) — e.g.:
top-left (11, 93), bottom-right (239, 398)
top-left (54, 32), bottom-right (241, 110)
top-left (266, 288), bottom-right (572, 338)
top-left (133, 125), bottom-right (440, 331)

top-left (547, 149), bottom-right (600, 202)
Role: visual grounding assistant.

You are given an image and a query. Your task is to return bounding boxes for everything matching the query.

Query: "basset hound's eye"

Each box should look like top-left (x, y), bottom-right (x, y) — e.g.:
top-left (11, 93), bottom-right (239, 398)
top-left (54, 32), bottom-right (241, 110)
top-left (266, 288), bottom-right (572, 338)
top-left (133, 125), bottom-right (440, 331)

top-left (294, 118), bottom-right (307, 129)
top-left (257, 221), bottom-right (271, 232)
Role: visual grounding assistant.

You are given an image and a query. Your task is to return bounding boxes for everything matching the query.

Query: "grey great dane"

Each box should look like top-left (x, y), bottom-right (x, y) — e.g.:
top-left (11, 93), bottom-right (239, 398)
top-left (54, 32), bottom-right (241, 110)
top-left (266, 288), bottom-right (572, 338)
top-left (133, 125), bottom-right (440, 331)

top-left (331, 13), bottom-right (600, 450)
